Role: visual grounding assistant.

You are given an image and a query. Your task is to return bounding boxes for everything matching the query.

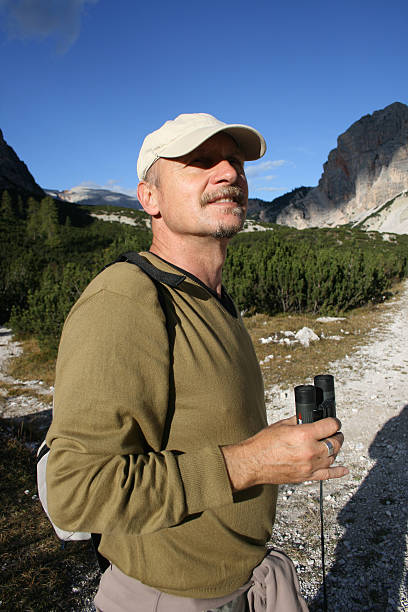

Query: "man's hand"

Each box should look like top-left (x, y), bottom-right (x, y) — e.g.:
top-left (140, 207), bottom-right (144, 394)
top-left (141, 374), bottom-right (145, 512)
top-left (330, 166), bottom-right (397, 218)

top-left (221, 416), bottom-right (348, 492)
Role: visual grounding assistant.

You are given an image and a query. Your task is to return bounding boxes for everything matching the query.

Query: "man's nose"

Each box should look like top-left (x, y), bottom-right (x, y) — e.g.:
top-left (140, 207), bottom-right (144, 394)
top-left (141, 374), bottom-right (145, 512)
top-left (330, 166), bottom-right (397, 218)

top-left (211, 159), bottom-right (240, 184)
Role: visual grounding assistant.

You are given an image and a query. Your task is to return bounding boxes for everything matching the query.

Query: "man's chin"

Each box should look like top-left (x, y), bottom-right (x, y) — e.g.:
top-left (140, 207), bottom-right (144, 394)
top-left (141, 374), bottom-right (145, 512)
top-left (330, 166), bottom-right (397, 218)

top-left (211, 221), bottom-right (244, 239)
top-left (205, 204), bottom-right (246, 239)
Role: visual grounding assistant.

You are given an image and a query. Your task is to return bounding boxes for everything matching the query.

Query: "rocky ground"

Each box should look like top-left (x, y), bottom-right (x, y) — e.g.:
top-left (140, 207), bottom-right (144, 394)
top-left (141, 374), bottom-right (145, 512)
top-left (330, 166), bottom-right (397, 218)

top-left (1, 284), bottom-right (408, 611)
top-left (266, 285), bottom-right (408, 611)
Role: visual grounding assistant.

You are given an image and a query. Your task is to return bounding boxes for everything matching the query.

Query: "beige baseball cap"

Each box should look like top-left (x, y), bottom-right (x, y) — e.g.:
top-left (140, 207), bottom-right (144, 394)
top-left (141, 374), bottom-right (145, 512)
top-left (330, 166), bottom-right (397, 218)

top-left (137, 112), bottom-right (266, 181)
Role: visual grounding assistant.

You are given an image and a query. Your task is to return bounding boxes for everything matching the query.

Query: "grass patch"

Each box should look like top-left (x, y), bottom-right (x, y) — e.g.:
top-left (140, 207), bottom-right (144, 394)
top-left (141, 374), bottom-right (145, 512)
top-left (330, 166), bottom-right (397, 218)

top-left (0, 381), bottom-right (52, 404)
top-left (7, 338), bottom-right (56, 387)
top-left (245, 287), bottom-right (403, 389)
top-left (0, 420), bottom-right (100, 610)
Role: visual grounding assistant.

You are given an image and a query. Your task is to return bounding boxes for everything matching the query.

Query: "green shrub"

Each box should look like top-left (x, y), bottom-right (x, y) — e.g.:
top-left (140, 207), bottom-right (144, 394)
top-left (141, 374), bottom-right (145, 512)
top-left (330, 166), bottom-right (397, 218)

top-left (2, 190), bottom-right (408, 352)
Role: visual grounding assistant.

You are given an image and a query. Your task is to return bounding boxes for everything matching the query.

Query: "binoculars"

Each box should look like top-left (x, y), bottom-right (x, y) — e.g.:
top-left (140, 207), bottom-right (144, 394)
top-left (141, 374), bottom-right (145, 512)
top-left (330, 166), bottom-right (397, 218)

top-left (294, 375), bottom-right (336, 424)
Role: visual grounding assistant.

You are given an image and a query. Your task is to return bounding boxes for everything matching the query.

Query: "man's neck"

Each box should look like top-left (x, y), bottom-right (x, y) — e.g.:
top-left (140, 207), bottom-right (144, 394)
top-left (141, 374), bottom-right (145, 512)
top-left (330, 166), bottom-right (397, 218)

top-left (149, 236), bottom-right (228, 296)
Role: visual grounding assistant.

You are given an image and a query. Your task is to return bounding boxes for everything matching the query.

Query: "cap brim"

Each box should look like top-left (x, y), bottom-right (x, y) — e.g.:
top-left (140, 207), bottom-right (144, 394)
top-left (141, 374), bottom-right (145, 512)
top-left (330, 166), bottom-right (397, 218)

top-left (158, 124), bottom-right (266, 161)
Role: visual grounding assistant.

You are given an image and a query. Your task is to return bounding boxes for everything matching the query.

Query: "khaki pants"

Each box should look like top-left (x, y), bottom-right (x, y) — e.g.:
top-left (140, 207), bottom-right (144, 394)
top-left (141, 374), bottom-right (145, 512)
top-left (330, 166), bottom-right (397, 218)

top-left (94, 550), bottom-right (308, 612)
top-left (94, 564), bottom-right (249, 612)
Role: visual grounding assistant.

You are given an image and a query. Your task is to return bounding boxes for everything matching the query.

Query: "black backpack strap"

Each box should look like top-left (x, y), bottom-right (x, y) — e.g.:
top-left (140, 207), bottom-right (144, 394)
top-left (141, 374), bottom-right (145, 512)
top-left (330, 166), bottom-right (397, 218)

top-left (104, 251), bottom-right (186, 288)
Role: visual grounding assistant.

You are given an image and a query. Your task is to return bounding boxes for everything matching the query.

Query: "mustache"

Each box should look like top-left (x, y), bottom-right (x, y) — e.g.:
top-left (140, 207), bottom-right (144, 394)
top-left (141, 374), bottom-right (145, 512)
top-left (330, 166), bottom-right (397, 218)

top-left (200, 186), bottom-right (246, 207)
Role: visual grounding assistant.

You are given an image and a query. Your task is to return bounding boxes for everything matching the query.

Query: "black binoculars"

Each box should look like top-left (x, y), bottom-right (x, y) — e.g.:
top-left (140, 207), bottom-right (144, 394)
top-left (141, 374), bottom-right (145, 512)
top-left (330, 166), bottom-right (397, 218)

top-left (294, 374), bottom-right (336, 424)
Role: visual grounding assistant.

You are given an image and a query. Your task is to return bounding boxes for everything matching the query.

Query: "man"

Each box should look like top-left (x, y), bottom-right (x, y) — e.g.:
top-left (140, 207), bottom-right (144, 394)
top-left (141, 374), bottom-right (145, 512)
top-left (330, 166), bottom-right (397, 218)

top-left (46, 113), bottom-right (347, 611)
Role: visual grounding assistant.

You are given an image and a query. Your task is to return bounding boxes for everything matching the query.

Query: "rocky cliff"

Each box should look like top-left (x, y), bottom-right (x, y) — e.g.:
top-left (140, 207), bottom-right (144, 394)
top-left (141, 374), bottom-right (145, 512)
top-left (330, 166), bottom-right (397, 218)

top-left (0, 129), bottom-right (44, 197)
top-left (265, 102), bottom-right (408, 230)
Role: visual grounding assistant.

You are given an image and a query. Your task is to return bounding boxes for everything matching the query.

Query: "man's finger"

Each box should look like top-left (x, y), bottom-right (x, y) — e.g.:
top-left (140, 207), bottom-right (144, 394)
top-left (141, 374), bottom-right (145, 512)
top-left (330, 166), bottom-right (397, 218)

top-left (311, 465), bottom-right (349, 481)
top-left (303, 417), bottom-right (342, 438)
top-left (319, 432), bottom-right (344, 457)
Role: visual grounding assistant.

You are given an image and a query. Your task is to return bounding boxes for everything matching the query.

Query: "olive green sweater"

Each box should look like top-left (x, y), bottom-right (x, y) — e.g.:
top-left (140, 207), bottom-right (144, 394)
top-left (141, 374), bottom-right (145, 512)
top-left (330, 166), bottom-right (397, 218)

top-left (46, 252), bottom-right (278, 598)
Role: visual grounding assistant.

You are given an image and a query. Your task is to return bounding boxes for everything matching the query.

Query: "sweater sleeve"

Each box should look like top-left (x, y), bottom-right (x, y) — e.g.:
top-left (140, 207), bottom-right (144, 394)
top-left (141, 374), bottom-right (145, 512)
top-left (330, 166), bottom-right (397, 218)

top-left (46, 268), bottom-right (233, 536)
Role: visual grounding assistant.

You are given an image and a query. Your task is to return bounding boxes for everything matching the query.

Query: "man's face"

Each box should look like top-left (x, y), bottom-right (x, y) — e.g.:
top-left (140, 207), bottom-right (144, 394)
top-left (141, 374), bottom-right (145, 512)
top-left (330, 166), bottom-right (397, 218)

top-left (150, 132), bottom-right (248, 240)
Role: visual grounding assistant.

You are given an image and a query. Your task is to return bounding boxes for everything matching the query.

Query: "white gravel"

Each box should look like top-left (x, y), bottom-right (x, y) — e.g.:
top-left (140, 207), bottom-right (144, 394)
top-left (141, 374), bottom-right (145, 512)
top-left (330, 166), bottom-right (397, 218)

top-left (266, 282), bottom-right (408, 611)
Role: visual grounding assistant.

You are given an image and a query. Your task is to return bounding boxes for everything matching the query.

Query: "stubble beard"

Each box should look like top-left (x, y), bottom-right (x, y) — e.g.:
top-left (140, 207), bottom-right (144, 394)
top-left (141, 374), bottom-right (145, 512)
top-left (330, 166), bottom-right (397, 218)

top-left (200, 186), bottom-right (247, 239)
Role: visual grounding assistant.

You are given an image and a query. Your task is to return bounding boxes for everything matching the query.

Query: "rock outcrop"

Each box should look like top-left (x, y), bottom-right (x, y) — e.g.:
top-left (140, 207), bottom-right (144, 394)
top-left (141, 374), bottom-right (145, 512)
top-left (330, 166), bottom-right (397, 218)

top-left (0, 129), bottom-right (44, 197)
top-left (265, 102), bottom-right (408, 230)
top-left (355, 191), bottom-right (408, 235)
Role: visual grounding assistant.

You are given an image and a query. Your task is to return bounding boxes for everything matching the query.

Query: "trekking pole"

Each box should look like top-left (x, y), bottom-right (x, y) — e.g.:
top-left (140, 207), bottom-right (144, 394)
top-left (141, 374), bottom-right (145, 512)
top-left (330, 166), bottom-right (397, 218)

top-left (320, 480), bottom-right (328, 612)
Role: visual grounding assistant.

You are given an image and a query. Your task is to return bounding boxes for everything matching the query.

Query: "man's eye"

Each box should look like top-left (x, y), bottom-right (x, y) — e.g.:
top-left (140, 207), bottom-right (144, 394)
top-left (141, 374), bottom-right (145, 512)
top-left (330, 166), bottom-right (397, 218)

top-left (229, 158), bottom-right (244, 170)
top-left (189, 156), bottom-right (244, 170)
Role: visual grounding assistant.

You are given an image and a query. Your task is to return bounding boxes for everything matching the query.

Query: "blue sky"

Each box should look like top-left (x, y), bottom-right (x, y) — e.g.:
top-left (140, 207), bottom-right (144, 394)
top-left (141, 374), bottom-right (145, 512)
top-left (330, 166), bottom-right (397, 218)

top-left (0, 0), bottom-right (407, 201)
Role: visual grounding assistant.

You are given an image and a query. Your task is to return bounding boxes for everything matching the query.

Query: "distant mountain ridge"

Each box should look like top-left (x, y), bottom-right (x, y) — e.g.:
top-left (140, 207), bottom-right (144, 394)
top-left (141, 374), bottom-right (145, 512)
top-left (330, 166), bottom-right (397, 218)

top-left (46, 186), bottom-right (142, 209)
top-left (247, 187), bottom-right (312, 221)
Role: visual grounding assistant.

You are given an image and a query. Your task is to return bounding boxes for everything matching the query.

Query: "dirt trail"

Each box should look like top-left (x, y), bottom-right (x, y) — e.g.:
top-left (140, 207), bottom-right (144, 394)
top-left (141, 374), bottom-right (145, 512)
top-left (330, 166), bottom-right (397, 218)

top-left (266, 282), bottom-right (408, 611)
top-left (1, 284), bottom-right (408, 610)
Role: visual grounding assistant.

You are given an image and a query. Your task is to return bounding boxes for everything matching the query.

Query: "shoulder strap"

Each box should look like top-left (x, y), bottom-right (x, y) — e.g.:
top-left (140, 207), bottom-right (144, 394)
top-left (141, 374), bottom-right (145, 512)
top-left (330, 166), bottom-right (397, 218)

top-left (104, 251), bottom-right (186, 288)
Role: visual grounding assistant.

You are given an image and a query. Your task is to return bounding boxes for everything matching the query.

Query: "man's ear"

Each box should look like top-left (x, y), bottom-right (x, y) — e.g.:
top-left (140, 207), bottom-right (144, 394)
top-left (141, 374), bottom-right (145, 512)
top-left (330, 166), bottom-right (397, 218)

top-left (137, 181), bottom-right (161, 217)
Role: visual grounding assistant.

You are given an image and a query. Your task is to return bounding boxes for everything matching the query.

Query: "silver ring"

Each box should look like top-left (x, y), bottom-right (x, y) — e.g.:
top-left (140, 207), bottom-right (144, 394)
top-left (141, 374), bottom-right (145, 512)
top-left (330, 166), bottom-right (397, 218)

top-left (323, 439), bottom-right (334, 457)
